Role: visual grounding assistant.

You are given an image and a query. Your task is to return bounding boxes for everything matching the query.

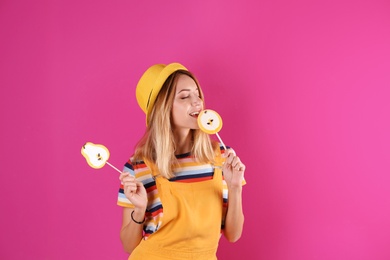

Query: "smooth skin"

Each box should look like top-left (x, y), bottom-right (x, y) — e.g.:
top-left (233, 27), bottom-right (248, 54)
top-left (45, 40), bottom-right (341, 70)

top-left (119, 74), bottom-right (245, 253)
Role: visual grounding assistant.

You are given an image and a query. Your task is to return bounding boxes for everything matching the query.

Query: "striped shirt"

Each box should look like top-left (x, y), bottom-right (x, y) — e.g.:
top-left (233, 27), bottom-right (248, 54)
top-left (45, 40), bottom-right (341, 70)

top-left (117, 145), bottom-right (245, 239)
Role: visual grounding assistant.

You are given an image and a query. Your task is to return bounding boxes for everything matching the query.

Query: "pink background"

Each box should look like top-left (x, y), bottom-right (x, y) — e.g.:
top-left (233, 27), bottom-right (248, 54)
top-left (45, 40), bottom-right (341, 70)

top-left (1, 0), bottom-right (389, 259)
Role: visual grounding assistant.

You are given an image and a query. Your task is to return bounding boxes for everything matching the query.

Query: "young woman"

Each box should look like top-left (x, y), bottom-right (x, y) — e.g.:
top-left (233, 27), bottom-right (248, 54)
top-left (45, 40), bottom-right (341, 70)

top-left (118, 63), bottom-right (246, 259)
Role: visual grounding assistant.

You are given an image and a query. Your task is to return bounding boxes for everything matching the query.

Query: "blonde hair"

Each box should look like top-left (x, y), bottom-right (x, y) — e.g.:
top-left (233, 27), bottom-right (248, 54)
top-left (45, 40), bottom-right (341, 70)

top-left (133, 70), bottom-right (218, 178)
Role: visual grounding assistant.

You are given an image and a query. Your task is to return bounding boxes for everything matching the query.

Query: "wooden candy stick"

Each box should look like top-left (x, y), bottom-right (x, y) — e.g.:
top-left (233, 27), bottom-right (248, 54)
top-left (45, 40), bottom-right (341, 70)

top-left (197, 109), bottom-right (227, 151)
top-left (81, 142), bottom-right (122, 174)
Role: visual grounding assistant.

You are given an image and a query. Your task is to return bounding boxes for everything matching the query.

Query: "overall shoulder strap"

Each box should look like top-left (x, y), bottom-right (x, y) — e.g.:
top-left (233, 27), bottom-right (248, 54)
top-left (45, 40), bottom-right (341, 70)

top-left (213, 144), bottom-right (224, 168)
top-left (143, 158), bottom-right (161, 178)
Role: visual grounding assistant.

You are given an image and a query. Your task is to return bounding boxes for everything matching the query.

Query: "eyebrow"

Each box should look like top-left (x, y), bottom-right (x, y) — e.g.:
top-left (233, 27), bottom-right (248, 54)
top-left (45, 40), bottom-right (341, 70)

top-left (177, 88), bottom-right (199, 94)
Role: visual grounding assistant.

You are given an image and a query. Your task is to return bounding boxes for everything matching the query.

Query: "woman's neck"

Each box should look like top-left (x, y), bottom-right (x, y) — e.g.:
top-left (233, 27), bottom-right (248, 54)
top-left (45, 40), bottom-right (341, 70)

top-left (173, 130), bottom-right (192, 155)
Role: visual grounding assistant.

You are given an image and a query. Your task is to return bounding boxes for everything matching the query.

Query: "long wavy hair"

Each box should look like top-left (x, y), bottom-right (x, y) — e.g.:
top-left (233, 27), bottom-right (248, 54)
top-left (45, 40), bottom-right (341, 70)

top-left (133, 70), bottom-right (218, 178)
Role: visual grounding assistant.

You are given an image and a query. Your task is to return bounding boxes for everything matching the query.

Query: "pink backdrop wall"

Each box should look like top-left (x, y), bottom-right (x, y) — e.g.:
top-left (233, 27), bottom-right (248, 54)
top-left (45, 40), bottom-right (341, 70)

top-left (1, 0), bottom-right (389, 259)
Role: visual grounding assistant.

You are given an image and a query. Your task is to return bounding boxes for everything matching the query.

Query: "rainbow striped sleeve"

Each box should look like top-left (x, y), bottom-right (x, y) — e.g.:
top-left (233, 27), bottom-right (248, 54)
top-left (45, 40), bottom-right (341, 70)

top-left (116, 158), bottom-right (163, 239)
top-left (117, 160), bottom-right (135, 208)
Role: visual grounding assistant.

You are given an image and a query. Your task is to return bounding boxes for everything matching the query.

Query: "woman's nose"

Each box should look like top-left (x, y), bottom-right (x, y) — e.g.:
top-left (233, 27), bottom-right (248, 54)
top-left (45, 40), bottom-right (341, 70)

top-left (192, 95), bottom-right (202, 106)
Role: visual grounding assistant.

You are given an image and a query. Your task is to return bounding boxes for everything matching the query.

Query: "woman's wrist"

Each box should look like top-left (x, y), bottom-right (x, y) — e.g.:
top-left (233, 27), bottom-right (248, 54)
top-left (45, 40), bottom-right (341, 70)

top-left (131, 210), bottom-right (145, 224)
top-left (133, 206), bottom-right (147, 213)
top-left (227, 184), bottom-right (242, 193)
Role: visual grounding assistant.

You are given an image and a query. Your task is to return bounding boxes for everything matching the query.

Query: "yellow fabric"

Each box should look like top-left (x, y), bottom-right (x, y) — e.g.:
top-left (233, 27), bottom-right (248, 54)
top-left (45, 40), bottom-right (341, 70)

top-left (129, 166), bottom-right (223, 260)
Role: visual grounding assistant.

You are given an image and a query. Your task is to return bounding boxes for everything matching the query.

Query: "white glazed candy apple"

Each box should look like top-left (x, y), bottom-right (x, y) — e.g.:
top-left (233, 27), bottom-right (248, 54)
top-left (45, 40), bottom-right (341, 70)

top-left (81, 142), bottom-right (110, 169)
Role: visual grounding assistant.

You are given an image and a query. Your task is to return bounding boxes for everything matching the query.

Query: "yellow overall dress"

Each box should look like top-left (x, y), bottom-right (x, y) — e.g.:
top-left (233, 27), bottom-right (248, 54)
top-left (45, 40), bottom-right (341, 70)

top-left (129, 165), bottom-right (224, 260)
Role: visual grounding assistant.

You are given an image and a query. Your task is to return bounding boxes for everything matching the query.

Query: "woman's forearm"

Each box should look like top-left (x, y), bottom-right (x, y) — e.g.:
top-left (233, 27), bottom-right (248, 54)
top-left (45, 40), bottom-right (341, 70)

top-left (223, 186), bottom-right (244, 242)
top-left (120, 208), bottom-right (145, 253)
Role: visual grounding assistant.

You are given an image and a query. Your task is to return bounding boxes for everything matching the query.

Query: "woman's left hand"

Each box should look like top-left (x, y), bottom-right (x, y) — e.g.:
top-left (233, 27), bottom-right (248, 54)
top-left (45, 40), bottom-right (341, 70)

top-left (222, 149), bottom-right (245, 189)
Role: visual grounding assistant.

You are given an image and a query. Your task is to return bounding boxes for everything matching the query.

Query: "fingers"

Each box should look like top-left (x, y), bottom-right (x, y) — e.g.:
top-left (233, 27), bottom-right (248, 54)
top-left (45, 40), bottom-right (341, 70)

top-left (119, 171), bottom-right (134, 184)
top-left (224, 149), bottom-right (245, 172)
top-left (119, 172), bottom-right (138, 196)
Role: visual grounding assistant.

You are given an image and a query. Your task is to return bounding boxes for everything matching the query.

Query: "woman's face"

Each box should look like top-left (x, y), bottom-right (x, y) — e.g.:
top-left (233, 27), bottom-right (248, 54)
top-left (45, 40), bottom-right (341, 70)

top-left (171, 74), bottom-right (203, 132)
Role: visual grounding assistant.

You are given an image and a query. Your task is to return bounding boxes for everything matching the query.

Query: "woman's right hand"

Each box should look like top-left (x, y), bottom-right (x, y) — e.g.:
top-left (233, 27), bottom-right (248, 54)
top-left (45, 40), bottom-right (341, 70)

top-left (119, 172), bottom-right (148, 210)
